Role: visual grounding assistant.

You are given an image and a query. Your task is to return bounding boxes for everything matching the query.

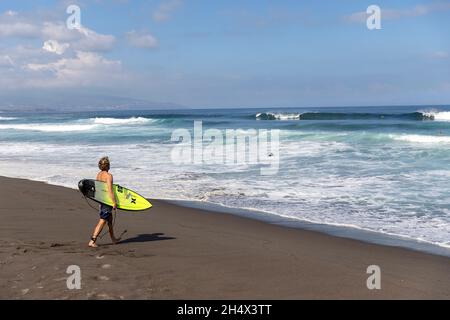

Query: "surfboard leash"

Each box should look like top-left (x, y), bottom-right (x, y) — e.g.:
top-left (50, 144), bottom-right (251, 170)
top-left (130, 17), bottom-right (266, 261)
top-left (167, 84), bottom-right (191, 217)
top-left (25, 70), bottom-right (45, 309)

top-left (98, 209), bottom-right (127, 240)
top-left (81, 194), bottom-right (127, 241)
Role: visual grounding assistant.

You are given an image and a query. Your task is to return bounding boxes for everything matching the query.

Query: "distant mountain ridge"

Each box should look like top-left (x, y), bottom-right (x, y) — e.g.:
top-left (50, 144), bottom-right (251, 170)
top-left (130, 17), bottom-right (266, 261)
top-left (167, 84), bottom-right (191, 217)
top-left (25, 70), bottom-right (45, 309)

top-left (0, 92), bottom-right (185, 112)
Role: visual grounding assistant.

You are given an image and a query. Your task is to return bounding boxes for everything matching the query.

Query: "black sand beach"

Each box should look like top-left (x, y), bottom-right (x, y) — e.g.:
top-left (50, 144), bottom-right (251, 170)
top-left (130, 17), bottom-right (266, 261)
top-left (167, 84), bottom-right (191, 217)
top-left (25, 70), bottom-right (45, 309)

top-left (0, 176), bottom-right (449, 299)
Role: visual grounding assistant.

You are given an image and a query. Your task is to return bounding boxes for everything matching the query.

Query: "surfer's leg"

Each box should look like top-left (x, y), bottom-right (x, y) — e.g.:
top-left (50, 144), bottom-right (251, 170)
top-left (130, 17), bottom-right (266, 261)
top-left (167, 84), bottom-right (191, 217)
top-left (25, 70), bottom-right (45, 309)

top-left (88, 219), bottom-right (107, 247)
top-left (88, 236), bottom-right (98, 248)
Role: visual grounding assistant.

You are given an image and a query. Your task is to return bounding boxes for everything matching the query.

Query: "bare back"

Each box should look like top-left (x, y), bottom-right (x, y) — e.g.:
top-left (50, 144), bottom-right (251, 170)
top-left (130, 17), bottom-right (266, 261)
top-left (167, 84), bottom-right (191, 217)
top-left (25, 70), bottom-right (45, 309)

top-left (96, 170), bottom-right (116, 207)
top-left (96, 170), bottom-right (113, 183)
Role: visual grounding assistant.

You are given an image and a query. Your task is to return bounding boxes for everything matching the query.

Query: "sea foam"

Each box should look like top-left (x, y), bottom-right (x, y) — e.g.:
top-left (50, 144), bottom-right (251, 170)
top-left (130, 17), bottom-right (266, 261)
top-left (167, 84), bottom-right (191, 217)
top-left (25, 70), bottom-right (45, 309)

top-left (91, 117), bottom-right (152, 125)
top-left (0, 123), bottom-right (99, 132)
top-left (391, 134), bottom-right (450, 143)
top-left (0, 117), bottom-right (153, 132)
top-left (420, 110), bottom-right (450, 121)
top-left (256, 112), bottom-right (301, 120)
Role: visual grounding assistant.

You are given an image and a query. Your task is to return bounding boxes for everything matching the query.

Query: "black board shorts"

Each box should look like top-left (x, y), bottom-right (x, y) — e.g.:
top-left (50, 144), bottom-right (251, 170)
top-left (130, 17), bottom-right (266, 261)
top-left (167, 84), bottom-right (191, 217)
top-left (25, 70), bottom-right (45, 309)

top-left (99, 204), bottom-right (113, 222)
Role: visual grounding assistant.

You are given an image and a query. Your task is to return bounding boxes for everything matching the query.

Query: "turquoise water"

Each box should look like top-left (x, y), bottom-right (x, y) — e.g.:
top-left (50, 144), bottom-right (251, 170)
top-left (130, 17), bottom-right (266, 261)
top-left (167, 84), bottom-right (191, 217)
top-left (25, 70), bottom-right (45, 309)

top-left (1, 106), bottom-right (450, 252)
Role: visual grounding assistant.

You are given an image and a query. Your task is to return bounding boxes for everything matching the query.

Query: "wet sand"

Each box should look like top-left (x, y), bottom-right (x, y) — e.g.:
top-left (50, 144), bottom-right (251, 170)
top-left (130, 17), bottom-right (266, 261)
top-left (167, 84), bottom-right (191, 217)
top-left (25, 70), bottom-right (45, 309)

top-left (0, 176), bottom-right (449, 299)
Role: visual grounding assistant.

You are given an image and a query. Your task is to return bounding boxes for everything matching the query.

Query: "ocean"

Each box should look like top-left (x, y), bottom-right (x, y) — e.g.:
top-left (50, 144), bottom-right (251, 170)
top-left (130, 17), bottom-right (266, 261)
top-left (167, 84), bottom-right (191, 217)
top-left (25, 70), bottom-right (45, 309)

top-left (1, 106), bottom-right (450, 255)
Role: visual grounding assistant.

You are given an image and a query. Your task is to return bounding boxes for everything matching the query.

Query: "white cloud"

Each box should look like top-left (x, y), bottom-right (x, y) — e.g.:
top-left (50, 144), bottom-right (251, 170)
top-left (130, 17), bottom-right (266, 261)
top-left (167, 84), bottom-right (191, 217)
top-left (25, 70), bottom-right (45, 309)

top-left (0, 13), bottom-right (115, 52)
top-left (126, 30), bottom-right (158, 49)
top-left (432, 51), bottom-right (449, 59)
top-left (0, 8), bottom-right (123, 92)
top-left (41, 22), bottom-right (80, 42)
top-left (4, 10), bottom-right (18, 17)
top-left (0, 11), bottom-right (41, 37)
top-left (0, 55), bottom-right (14, 67)
top-left (42, 40), bottom-right (70, 55)
top-left (0, 21), bottom-right (40, 38)
top-left (152, 0), bottom-right (183, 22)
top-left (344, 2), bottom-right (450, 23)
top-left (24, 51), bottom-right (123, 88)
top-left (344, 12), bottom-right (368, 24)
top-left (41, 22), bottom-right (116, 52)
top-left (2, 45), bottom-right (46, 62)
top-left (75, 26), bottom-right (116, 51)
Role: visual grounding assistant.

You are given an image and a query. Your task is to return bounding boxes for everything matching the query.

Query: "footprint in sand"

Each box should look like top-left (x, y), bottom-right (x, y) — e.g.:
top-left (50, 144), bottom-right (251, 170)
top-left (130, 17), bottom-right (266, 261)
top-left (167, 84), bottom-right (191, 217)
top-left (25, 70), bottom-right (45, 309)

top-left (15, 247), bottom-right (28, 254)
top-left (53, 277), bottom-right (67, 282)
top-left (50, 243), bottom-right (65, 248)
top-left (21, 289), bottom-right (29, 295)
top-left (96, 275), bottom-right (110, 281)
top-left (101, 264), bottom-right (111, 269)
top-left (88, 292), bottom-right (113, 300)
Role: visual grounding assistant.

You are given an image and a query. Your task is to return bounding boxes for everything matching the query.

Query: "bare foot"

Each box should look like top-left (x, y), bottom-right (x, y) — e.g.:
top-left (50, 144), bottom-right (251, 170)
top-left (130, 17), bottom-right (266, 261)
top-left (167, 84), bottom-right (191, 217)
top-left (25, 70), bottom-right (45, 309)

top-left (88, 240), bottom-right (98, 248)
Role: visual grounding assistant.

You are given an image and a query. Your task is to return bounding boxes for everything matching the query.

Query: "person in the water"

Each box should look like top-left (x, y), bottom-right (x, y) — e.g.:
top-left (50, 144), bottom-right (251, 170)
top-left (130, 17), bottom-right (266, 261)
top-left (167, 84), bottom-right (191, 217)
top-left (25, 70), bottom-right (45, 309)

top-left (88, 156), bottom-right (120, 248)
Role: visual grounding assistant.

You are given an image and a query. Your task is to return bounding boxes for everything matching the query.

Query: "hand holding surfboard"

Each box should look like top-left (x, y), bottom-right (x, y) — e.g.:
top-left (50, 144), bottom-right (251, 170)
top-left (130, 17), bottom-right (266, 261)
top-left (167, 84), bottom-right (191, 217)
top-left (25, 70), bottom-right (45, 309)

top-left (78, 179), bottom-right (152, 211)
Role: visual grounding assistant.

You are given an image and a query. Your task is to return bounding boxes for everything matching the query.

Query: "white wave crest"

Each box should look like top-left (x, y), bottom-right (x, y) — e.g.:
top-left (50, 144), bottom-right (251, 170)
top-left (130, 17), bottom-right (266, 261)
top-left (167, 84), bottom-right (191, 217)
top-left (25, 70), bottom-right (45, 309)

top-left (0, 116), bottom-right (17, 120)
top-left (256, 112), bottom-right (301, 120)
top-left (0, 123), bottom-right (99, 132)
top-left (421, 110), bottom-right (450, 121)
top-left (391, 134), bottom-right (450, 143)
top-left (92, 117), bottom-right (151, 125)
top-left (0, 117), bottom-right (152, 132)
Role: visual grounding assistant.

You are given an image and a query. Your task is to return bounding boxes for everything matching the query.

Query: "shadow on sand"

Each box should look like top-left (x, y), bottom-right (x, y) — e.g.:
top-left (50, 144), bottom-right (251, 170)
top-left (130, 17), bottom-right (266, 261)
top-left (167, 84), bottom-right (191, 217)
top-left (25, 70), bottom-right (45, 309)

top-left (119, 233), bottom-right (175, 244)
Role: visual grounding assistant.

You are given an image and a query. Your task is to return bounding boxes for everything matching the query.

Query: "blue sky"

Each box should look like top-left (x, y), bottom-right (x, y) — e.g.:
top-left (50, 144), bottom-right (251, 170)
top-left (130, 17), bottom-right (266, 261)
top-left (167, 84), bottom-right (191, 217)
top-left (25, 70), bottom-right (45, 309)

top-left (0, 0), bottom-right (449, 108)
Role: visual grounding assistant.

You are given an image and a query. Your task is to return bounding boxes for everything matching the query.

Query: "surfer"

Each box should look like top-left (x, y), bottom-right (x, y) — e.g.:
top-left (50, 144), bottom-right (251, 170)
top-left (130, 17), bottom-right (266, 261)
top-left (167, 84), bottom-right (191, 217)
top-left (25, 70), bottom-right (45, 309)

top-left (88, 156), bottom-right (121, 248)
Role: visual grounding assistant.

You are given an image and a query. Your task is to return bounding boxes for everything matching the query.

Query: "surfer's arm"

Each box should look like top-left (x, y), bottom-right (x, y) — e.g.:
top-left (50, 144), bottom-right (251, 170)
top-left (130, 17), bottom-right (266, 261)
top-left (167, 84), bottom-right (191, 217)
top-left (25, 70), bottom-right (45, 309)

top-left (106, 174), bottom-right (117, 209)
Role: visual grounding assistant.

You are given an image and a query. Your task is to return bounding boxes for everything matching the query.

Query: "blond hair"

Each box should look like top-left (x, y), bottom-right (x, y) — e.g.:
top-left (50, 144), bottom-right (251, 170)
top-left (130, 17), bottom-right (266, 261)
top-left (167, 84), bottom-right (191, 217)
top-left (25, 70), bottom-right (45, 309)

top-left (98, 156), bottom-right (110, 171)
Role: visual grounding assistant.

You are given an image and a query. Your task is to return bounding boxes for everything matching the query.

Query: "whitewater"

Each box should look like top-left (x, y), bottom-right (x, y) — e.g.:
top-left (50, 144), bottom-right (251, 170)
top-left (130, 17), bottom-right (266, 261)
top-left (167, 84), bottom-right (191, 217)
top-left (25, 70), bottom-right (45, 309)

top-left (0, 106), bottom-right (449, 255)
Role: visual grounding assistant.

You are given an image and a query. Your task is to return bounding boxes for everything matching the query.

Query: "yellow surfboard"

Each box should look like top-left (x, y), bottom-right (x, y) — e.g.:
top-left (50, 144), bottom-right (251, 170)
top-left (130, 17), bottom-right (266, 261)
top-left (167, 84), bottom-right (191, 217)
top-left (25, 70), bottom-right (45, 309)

top-left (78, 179), bottom-right (152, 211)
